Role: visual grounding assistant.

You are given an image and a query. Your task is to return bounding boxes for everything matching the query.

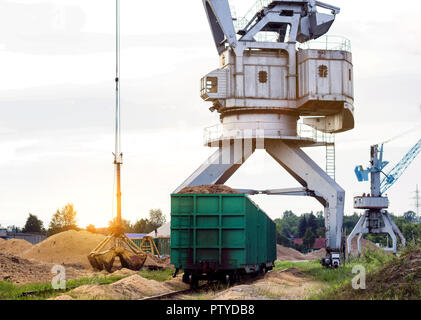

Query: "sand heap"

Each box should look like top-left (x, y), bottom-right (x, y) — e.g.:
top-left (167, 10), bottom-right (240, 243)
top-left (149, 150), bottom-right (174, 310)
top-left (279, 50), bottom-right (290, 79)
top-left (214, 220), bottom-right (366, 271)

top-left (304, 248), bottom-right (326, 260)
top-left (346, 237), bottom-right (385, 256)
top-left (294, 238), bottom-right (385, 261)
top-left (178, 185), bottom-right (241, 194)
top-left (0, 239), bottom-right (33, 256)
top-left (0, 252), bottom-right (88, 284)
top-left (21, 230), bottom-right (172, 271)
top-left (52, 273), bottom-right (190, 300)
top-left (22, 230), bottom-right (107, 269)
top-left (66, 274), bottom-right (173, 300)
top-left (276, 245), bottom-right (307, 261)
top-left (144, 253), bottom-right (173, 270)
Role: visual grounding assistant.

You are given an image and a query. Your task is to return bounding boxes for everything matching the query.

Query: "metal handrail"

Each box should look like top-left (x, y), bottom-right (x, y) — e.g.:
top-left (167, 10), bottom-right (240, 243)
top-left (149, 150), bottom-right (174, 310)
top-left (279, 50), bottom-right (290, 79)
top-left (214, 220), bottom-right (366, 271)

top-left (203, 122), bottom-right (334, 145)
top-left (297, 35), bottom-right (351, 52)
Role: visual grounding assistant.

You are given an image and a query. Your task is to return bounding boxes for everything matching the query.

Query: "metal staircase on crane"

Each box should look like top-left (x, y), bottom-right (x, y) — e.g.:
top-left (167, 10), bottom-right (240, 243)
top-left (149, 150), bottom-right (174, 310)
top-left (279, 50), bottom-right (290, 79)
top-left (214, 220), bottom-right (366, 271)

top-left (326, 141), bottom-right (336, 180)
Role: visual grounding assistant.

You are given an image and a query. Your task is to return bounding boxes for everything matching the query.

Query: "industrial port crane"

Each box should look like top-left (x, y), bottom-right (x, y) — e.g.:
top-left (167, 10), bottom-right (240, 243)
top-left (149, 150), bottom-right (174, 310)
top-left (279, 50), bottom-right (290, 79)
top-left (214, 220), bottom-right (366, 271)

top-left (176, 0), bottom-right (354, 268)
top-left (348, 133), bottom-right (421, 255)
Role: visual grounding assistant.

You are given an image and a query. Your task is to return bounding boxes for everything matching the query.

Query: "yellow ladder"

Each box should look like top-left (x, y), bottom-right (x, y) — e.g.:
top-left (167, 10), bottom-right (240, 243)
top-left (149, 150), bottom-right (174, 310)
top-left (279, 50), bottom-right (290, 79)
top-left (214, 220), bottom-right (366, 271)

top-left (140, 236), bottom-right (160, 257)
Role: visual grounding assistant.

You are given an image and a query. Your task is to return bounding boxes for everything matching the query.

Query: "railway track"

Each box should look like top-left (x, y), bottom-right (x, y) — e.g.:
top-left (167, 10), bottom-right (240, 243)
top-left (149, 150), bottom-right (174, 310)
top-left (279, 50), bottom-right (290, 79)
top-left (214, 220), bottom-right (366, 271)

top-left (138, 284), bottom-right (209, 301)
top-left (139, 271), bottom-right (271, 301)
top-left (16, 270), bottom-right (271, 300)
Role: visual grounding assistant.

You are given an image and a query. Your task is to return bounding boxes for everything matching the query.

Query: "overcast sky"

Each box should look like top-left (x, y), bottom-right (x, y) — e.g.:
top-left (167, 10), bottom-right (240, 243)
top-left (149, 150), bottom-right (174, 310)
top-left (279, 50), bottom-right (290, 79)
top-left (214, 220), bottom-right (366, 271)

top-left (0, 0), bottom-right (420, 229)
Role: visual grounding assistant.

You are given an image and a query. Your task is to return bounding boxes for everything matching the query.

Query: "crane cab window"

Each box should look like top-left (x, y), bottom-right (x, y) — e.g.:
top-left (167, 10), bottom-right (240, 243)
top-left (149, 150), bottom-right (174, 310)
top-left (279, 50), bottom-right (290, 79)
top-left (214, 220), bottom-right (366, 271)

top-left (258, 71), bottom-right (268, 83)
top-left (206, 77), bottom-right (218, 93)
top-left (318, 65), bottom-right (328, 78)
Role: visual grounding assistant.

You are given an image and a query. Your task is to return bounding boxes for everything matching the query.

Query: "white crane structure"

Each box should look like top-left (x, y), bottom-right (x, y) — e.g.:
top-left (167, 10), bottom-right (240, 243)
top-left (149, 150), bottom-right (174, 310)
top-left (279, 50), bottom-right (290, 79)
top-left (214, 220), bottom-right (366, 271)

top-left (175, 0), bottom-right (355, 268)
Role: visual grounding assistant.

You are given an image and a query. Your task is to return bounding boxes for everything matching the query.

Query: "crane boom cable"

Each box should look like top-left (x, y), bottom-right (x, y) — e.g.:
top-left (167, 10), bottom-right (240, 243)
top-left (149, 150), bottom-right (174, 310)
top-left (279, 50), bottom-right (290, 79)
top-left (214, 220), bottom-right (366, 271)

top-left (380, 123), bottom-right (421, 145)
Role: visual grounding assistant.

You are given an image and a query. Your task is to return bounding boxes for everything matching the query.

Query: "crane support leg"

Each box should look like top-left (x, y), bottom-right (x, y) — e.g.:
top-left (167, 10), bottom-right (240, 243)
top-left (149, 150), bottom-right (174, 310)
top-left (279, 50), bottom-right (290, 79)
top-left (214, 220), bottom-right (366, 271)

top-left (383, 214), bottom-right (398, 253)
top-left (357, 233), bottom-right (363, 254)
top-left (346, 214), bottom-right (366, 256)
top-left (175, 140), bottom-right (345, 267)
top-left (265, 140), bottom-right (345, 267)
top-left (347, 211), bottom-right (406, 255)
top-left (174, 140), bottom-right (255, 193)
top-left (387, 215), bottom-right (406, 247)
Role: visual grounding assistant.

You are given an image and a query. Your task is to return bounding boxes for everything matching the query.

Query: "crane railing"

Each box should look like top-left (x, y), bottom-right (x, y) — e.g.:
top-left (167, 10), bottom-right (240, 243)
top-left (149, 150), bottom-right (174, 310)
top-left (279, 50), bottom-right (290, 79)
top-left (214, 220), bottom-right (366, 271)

top-left (203, 122), bottom-right (334, 145)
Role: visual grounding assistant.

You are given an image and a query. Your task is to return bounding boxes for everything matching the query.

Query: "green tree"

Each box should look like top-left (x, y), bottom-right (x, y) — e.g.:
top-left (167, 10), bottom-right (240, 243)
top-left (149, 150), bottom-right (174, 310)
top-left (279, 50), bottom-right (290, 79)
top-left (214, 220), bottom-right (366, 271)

top-left (343, 213), bottom-right (361, 235)
top-left (23, 214), bottom-right (45, 233)
top-left (276, 232), bottom-right (292, 247)
top-left (298, 216), bottom-right (308, 238)
top-left (316, 226), bottom-right (326, 238)
top-left (401, 223), bottom-right (421, 242)
top-left (86, 224), bottom-right (96, 233)
top-left (403, 211), bottom-right (417, 223)
top-left (48, 203), bottom-right (78, 235)
top-left (303, 227), bottom-right (316, 250)
top-left (132, 218), bottom-right (152, 234)
top-left (148, 209), bottom-right (166, 231)
top-left (307, 213), bottom-right (317, 234)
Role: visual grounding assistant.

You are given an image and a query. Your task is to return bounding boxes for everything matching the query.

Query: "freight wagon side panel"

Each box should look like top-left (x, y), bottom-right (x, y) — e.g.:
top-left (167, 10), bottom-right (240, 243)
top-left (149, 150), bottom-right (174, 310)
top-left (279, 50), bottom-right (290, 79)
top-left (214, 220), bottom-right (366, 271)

top-left (171, 195), bottom-right (194, 268)
top-left (244, 197), bottom-right (276, 268)
top-left (220, 195), bottom-right (247, 269)
top-left (171, 194), bottom-right (247, 271)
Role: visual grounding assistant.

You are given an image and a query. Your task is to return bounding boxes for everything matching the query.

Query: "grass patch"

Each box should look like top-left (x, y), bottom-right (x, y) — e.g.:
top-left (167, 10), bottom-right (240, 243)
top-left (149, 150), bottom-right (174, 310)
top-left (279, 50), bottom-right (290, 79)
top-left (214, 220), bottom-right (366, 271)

top-left (325, 245), bottom-right (421, 300)
top-left (138, 269), bottom-right (174, 282)
top-left (0, 276), bottom-right (125, 300)
top-left (274, 248), bottom-right (396, 299)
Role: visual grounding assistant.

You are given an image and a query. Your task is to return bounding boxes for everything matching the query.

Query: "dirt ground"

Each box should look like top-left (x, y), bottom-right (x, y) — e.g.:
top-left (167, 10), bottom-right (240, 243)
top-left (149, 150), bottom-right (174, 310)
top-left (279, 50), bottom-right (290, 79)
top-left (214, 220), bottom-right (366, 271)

top-left (330, 248), bottom-right (421, 300)
top-left (0, 230), bottom-right (173, 286)
top-left (50, 268), bottom-right (323, 300)
top-left (182, 268), bottom-right (325, 300)
top-left (0, 253), bottom-right (90, 284)
top-left (144, 253), bottom-right (172, 269)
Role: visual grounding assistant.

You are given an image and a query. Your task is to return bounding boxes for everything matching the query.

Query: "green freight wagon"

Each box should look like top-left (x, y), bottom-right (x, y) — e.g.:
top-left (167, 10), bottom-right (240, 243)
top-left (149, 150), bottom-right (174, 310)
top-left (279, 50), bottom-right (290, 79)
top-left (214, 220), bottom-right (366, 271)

top-left (171, 193), bottom-right (276, 285)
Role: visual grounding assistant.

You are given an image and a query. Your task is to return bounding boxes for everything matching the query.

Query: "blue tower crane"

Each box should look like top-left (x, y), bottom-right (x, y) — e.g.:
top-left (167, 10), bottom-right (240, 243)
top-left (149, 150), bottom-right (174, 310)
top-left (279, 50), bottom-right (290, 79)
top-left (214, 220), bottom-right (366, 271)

top-left (348, 137), bottom-right (421, 255)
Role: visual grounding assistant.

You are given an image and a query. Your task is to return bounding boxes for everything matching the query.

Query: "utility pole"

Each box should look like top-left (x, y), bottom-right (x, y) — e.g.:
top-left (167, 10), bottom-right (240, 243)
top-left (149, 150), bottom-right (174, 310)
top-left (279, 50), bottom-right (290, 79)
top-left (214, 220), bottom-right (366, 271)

top-left (413, 184), bottom-right (421, 219)
top-left (114, 0), bottom-right (122, 227)
top-left (88, 0), bottom-right (147, 272)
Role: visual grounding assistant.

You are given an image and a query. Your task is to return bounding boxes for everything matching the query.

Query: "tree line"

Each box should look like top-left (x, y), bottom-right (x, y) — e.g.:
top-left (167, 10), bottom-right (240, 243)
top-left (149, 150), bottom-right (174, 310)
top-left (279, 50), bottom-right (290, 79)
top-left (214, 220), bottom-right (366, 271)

top-left (275, 210), bottom-right (421, 252)
top-left (3, 203), bottom-right (167, 237)
top-left (274, 210), bottom-right (326, 252)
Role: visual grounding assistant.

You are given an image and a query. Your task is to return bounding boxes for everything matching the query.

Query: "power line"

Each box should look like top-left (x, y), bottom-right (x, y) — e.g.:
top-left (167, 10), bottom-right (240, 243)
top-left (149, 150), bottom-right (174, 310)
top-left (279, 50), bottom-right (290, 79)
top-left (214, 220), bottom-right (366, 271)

top-left (381, 123), bottom-right (421, 145)
top-left (412, 184), bottom-right (421, 218)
